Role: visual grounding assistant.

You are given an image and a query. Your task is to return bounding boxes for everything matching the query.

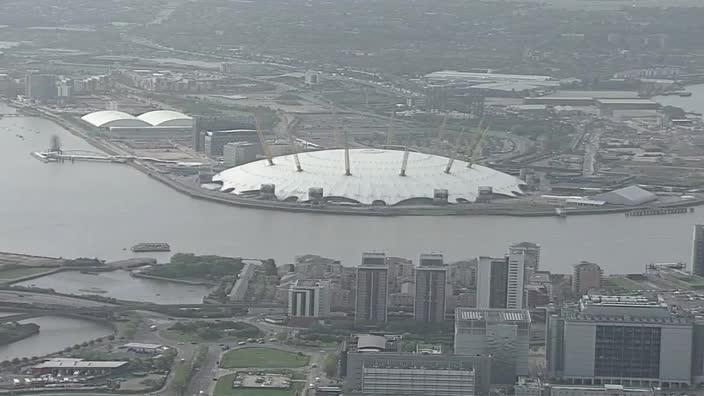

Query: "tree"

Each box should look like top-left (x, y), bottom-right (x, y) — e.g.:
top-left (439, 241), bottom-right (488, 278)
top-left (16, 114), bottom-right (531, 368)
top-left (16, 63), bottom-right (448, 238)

top-left (324, 354), bottom-right (337, 378)
top-left (262, 259), bottom-right (277, 276)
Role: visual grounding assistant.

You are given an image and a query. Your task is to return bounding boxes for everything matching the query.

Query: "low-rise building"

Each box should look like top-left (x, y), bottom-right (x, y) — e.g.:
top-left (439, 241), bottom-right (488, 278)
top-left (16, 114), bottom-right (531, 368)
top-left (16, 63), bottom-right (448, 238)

top-left (31, 358), bottom-right (127, 376)
top-left (123, 343), bottom-right (166, 354)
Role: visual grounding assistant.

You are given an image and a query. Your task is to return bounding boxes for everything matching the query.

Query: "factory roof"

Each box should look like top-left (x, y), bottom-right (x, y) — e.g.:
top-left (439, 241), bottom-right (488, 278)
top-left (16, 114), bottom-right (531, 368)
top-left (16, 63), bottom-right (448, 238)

top-left (123, 342), bottom-right (164, 350)
top-left (214, 148), bottom-right (525, 205)
top-left (455, 308), bottom-right (531, 323)
top-left (137, 110), bottom-right (192, 126)
top-left (593, 185), bottom-right (656, 206)
top-left (33, 358), bottom-right (127, 369)
top-left (357, 335), bottom-right (388, 352)
top-left (81, 110), bottom-right (150, 128)
top-left (595, 98), bottom-right (659, 105)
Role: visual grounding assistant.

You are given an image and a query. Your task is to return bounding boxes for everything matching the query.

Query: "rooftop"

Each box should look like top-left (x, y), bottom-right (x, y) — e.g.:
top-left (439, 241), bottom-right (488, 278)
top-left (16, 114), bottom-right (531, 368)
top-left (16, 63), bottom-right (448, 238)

top-left (33, 358), bottom-right (127, 369)
top-left (123, 342), bottom-right (164, 350)
top-left (455, 308), bottom-right (531, 323)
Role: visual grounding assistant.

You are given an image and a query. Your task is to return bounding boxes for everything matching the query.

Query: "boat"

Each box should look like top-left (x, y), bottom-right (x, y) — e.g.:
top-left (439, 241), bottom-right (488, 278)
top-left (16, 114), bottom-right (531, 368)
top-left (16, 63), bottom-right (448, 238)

top-left (678, 92), bottom-right (693, 97)
top-left (131, 242), bottom-right (171, 252)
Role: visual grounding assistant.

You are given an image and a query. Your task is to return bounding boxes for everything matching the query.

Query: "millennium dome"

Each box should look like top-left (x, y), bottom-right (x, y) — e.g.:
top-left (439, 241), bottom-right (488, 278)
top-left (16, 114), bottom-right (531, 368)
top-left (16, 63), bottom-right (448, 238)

top-left (213, 148), bottom-right (525, 205)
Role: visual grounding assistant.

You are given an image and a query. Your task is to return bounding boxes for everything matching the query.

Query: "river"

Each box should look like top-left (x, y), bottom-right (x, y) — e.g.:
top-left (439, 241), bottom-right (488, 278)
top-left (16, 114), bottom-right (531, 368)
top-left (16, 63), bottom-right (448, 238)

top-left (0, 316), bottom-right (113, 362)
top-left (14, 270), bottom-right (211, 304)
top-left (2, 93), bottom-right (704, 276)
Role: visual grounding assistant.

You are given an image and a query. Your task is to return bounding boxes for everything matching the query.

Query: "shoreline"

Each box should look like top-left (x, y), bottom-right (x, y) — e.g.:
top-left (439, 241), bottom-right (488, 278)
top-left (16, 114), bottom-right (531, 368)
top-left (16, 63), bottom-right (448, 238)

top-left (16, 102), bottom-right (704, 218)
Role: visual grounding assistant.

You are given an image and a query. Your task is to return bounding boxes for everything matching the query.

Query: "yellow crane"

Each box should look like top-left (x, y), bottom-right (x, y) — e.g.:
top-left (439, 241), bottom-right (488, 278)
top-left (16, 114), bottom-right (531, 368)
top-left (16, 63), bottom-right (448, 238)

top-left (436, 113), bottom-right (449, 142)
top-left (255, 116), bottom-right (274, 166)
top-left (467, 122), bottom-right (490, 169)
top-left (284, 118), bottom-right (303, 172)
top-left (444, 127), bottom-right (466, 174)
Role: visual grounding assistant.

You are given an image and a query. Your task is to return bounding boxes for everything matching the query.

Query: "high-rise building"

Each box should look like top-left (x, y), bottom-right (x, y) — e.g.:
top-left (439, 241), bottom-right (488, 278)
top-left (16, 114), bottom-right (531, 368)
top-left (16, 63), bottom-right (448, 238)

top-left (288, 279), bottom-right (331, 318)
top-left (510, 242), bottom-right (540, 275)
top-left (204, 129), bottom-right (259, 157)
top-left (546, 295), bottom-right (693, 388)
top-left (414, 254), bottom-right (448, 322)
top-left (355, 253), bottom-right (389, 324)
top-left (572, 261), bottom-right (602, 295)
top-left (507, 248), bottom-right (527, 309)
top-left (476, 256), bottom-right (508, 309)
top-left (454, 307), bottom-right (531, 385)
top-left (692, 225), bottom-right (704, 276)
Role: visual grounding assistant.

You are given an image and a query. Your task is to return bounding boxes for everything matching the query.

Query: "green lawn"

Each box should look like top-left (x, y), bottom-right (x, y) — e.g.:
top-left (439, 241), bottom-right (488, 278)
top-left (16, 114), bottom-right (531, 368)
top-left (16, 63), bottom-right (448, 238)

top-left (214, 374), bottom-right (298, 396)
top-left (220, 347), bottom-right (310, 369)
top-left (0, 266), bottom-right (53, 280)
top-left (603, 276), bottom-right (643, 291)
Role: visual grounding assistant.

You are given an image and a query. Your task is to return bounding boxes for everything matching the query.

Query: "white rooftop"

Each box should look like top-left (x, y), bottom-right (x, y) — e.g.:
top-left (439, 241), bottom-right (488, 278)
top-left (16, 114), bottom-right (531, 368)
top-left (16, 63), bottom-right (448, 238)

top-left (123, 342), bottom-right (164, 349)
top-left (33, 358), bottom-right (127, 369)
top-left (81, 110), bottom-right (150, 128)
top-left (213, 148), bottom-right (525, 205)
top-left (137, 110), bottom-right (192, 126)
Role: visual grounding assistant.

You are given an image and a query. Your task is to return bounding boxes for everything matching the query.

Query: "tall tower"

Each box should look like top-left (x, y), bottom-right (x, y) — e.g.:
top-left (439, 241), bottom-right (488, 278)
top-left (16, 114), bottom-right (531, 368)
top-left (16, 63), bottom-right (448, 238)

top-left (693, 225), bottom-right (704, 276)
top-left (507, 247), bottom-right (527, 309)
top-left (509, 242), bottom-right (540, 279)
top-left (355, 253), bottom-right (389, 324)
top-left (414, 254), bottom-right (448, 322)
top-left (476, 256), bottom-right (508, 309)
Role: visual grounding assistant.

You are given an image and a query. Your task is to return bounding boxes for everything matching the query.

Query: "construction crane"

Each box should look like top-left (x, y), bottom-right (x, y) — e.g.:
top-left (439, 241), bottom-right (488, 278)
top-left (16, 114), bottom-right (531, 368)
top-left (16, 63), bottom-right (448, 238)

top-left (467, 122), bottom-right (490, 169)
top-left (444, 127), bottom-right (466, 174)
top-left (256, 117), bottom-right (274, 166)
top-left (386, 111), bottom-right (396, 146)
top-left (285, 120), bottom-right (303, 172)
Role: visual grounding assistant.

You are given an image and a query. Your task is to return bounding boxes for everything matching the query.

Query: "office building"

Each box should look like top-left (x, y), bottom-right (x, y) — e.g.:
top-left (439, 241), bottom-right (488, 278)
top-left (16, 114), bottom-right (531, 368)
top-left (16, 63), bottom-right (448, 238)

top-left (288, 279), bottom-right (331, 318)
top-left (204, 129), bottom-right (259, 157)
top-left (454, 307), bottom-right (531, 384)
top-left (476, 256), bottom-right (508, 308)
top-left (387, 257), bottom-right (415, 293)
top-left (343, 335), bottom-right (491, 395)
top-left (573, 261), bottom-right (603, 295)
top-left (510, 242), bottom-right (541, 275)
top-left (414, 254), bottom-right (448, 322)
top-left (546, 295), bottom-right (693, 388)
top-left (507, 247), bottom-right (527, 309)
top-left (25, 72), bottom-right (57, 101)
top-left (355, 253), bottom-right (389, 324)
top-left (693, 225), bottom-right (704, 276)
top-left (223, 142), bottom-right (259, 167)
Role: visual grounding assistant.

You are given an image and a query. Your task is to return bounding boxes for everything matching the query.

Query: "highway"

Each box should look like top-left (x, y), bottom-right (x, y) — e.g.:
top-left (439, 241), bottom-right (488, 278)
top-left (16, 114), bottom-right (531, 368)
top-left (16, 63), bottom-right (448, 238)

top-left (0, 290), bottom-right (115, 308)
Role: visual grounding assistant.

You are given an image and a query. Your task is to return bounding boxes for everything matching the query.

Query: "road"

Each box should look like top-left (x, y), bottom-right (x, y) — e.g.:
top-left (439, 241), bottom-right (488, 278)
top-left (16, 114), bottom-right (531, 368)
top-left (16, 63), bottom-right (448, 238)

top-left (0, 290), bottom-right (115, 308)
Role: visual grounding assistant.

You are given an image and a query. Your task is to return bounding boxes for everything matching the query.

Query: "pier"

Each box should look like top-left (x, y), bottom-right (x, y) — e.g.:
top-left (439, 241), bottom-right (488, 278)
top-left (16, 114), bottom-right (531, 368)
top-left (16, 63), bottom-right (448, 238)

top-left (625, 207), bottom-right (694, 217)
top-left (31, 150), bottom-right (201, 166)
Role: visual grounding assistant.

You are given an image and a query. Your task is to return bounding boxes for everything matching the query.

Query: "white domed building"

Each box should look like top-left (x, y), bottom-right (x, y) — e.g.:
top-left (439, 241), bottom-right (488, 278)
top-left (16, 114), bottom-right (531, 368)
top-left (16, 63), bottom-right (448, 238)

top-left (213, 148), bottom-right (525, 205)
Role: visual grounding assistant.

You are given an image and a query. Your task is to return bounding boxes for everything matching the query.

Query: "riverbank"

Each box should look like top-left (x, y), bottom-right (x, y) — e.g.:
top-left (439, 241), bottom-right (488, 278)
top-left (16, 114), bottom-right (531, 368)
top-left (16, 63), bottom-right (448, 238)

top-left (131, 271), bottom-right (215, 286)
top-left (0, 323), bottom-right (39, 346)
top-left (15, 102), bottom-right (704, 218)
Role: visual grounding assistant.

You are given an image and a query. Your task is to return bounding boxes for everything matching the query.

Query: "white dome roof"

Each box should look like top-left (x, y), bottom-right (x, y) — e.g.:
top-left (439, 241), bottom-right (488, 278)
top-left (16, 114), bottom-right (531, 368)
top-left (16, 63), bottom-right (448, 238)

top-left (81, 111), bottom-right (150, 128)
top-left (137, 110), bottom-right (192, 126)
top-left (213, 148), bottom-right (525, 205)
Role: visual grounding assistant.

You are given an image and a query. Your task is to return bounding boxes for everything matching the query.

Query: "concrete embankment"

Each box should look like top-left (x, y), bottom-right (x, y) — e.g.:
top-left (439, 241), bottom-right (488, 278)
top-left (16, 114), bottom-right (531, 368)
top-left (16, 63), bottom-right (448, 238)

top-left (130, 271), bottom-right (215, 286)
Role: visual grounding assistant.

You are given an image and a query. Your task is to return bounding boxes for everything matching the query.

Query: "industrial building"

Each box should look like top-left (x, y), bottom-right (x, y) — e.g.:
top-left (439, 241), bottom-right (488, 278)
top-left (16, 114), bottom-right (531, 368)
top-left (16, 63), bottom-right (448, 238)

top-left (213, 148), bottom-right (525, 205)
top-left (288, 279), bottom-right (331, 318)
top-left (476, 256), bottom-right (509, 309)
top-left (223, 142), bottom-right (260, 167)
top-left (342, 334), bottom-right (491, 395)
top-left (204, 129), bottom-right (259, 157)
top-left (31, 358), bottom-right (127, 376)
top-left (80, 110), bottom-right (194, 140)
top-left (546, 295), bottom-right (693, 388)
top-left (355, 253), bottom-right (389, 324)
top-left (592, 185), bottom-right (656, 206)
top-left (573, 262), bottom-right (603, 295)
top-left (454, 308), bottom-right (531, 385)
top-left (414, 254), bottom-right (448, 322)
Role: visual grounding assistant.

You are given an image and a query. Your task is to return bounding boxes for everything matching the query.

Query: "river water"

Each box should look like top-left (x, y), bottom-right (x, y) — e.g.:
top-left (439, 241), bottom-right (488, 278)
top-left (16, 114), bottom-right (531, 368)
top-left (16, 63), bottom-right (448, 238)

top-left (2, 92), bottom-right (704, 276)
top-left (14, 270), bottom-right (211, 304)
top-left (0, 316), bottom-right (113, 362)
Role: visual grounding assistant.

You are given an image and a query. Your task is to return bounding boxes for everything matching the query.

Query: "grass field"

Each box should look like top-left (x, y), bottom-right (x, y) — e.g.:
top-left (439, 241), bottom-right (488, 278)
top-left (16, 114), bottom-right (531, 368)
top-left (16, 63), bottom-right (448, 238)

top-left (0, 266), bottom-right (53, 280)
top-left (214, 374), bottom-right (297, 396)
top-left (220, 347), bottom-right (310, 369)
top-left (603, 276), bottom-right (643, 291)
